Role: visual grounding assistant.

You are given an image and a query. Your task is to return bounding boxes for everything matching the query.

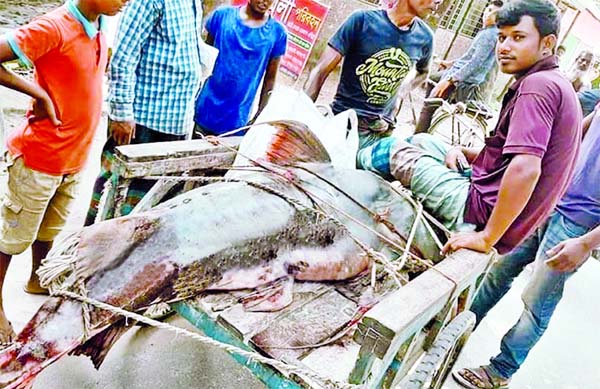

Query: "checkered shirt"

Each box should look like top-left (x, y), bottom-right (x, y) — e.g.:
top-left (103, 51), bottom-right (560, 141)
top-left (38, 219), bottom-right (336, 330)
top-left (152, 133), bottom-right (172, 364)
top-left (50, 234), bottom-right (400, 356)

top-left (109, 0), bottom-right (203, 135)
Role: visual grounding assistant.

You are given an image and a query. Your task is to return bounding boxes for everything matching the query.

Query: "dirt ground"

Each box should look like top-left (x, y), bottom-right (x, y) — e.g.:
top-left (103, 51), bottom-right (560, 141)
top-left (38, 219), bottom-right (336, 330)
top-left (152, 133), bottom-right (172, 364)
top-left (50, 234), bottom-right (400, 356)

top-left (0, 0), bottom-right (62, 29)
top-left (0, 1), bottom-right (63, 133)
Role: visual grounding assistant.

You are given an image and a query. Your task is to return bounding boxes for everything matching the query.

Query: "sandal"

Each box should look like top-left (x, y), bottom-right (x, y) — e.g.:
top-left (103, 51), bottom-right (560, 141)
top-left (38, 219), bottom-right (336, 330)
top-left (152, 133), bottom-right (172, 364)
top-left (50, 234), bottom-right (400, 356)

top-left (23, 282), bottom-right (50, 295)
top-left (452, 365), bottom-right (510, 389)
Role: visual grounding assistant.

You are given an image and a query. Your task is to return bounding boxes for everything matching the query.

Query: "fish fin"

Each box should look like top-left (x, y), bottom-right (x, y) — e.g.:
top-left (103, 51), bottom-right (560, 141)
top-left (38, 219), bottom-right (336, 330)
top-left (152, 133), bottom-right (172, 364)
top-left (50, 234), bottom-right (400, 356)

top-left (73, 215), bottom-right (162, 282)
top-left (240, 276), bottom-right (294, 312)
top-left (71, 319), bottom-right (131, 369)
top-left (265, 121), bottom-right (331, 165)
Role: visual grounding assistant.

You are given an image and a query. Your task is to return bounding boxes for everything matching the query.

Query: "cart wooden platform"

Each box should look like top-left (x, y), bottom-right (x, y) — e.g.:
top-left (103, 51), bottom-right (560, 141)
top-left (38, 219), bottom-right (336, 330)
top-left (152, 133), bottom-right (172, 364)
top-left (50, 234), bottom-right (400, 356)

top-left (97, 137), bottom-right (495, 389)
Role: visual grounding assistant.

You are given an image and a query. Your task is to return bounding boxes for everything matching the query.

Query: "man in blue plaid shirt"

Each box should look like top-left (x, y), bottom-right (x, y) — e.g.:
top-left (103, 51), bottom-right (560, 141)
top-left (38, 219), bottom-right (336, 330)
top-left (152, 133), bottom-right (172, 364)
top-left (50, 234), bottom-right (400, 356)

top-left (86, 0), bottom-right (203, 225)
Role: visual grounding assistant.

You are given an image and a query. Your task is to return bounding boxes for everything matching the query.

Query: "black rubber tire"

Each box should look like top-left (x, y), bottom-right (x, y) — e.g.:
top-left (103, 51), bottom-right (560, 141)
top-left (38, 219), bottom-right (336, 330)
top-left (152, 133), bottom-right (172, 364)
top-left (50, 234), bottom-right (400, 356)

top-left (404, 311), bottom-right (476, 389)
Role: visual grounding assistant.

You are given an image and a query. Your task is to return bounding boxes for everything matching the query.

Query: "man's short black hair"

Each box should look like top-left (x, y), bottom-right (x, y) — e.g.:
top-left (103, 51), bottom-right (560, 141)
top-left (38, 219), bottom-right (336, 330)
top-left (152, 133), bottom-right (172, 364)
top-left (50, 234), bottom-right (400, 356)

top-left (496, 0), bottom-right (560, 37)
top-left (490, 0), bottom-right (504, 8)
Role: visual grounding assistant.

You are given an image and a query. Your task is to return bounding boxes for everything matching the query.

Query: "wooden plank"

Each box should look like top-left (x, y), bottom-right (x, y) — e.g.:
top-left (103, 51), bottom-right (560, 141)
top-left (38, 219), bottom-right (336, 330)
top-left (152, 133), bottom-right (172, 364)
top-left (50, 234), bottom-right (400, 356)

top-left (357, 249), bottom-right (494, 387)
top-left (173, 302), bottom-right (304, 389)
top-left (111, 137), bottom-right (242, 179)
top-left (380, 334), bottom-right (418, 389)
top-left (385, 331), bottom-right (428, 388)
top-left (201, 282), bottom-right (333, 339)
top-left (114, 137), bottom-right (242, 162)
top-left (251, 289), bottom-right (356, 361)
top-left (300, 337), bottom-right (361, 384)
top-left (113, 178), bottom-right (131, 218)
top-left (363, 249), bottom-right (492, 334)
top-left (113, 152), bottom-right (237, 179)
top-left (97, 177), bottom-right (117, 222)
top-left (348, 331), bottom-right (379, 385)
top-left (131, 179), bottom-right (180, 213)
top-left (353, 321), bottom-right (395, 359)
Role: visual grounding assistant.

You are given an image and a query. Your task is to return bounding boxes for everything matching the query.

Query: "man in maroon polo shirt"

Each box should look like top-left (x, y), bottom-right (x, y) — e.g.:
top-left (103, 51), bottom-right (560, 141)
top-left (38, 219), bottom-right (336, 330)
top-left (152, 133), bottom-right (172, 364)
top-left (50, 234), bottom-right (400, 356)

top-left (357, 0), bottom-right (581, 256)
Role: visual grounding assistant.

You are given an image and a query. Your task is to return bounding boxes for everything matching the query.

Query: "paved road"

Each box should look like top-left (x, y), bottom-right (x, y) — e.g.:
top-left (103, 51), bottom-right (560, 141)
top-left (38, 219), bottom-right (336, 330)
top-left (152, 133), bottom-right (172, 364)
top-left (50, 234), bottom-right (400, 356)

top-left (446, 260), bottom-right (600, 389)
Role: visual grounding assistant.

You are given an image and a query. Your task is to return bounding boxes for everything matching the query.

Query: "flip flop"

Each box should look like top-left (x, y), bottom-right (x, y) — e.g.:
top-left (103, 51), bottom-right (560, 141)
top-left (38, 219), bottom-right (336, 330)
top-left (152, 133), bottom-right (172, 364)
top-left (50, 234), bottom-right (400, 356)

top-left (452, 365), bottom-right (510, 389)
top-left (23, 284), bottom-right (49, 295)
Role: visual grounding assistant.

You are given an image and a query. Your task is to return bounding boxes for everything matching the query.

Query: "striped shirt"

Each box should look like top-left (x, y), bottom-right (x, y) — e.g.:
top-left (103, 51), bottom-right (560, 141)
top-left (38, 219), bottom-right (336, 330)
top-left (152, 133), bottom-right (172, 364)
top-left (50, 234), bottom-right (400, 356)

top-left (109, 0), bottom-right (203, 135)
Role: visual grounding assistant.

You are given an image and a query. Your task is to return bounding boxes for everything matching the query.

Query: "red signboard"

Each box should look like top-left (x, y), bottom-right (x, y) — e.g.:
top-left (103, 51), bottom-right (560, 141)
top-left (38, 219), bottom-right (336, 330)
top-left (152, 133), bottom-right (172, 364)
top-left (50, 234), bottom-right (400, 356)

top-left (230, 0), bottom-right (330, 78)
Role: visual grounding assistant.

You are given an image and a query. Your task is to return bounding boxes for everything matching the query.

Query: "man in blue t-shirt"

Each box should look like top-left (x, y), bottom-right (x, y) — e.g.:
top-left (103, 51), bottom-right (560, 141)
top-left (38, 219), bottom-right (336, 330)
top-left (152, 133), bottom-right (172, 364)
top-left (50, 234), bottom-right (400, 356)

top-left (453, 105), bottom-right (600, 388)
top-left (194, 0), bottom-right (288, 136)
top-left (304, 0), bottom-right (440, 149)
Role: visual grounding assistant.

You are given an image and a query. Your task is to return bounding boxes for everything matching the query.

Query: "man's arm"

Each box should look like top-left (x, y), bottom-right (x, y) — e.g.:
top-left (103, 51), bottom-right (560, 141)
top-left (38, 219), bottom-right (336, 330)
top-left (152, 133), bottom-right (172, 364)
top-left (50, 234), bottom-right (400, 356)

top-left (546, 224), bottom-right (600, 272)
top-left (0, 39), bottom-right (60, 125)
top-left (432, 31), bottom-right (495, 99)
top-left (251, 56), bottom-right (281, 123)
top-left (442, 154), bottom-right (542, 253)
top-left (304, 46), bottom-right (342, 101)
top-left (109, 0), bottom-right (160, 145)
top-left (450, 29), bottom-right (496, 85)
top-left (410, 69), bottom-right (429, 92)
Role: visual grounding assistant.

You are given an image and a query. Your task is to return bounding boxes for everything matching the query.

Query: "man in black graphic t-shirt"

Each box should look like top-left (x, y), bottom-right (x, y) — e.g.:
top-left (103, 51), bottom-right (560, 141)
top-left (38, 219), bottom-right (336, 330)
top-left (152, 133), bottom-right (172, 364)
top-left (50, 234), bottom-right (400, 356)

top-left (304, 0), bottom-right (439, 149)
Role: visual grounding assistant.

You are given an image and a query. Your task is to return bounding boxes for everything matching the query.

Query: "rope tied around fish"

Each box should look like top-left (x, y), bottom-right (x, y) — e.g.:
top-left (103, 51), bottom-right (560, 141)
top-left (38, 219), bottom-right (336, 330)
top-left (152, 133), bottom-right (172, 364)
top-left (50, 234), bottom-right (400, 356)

top-left (188, 130), bottom-right (458, 288)
top-left (31, 121), bottom-right (462, 389)
top-left (52, 289), bottom-right (362, 389)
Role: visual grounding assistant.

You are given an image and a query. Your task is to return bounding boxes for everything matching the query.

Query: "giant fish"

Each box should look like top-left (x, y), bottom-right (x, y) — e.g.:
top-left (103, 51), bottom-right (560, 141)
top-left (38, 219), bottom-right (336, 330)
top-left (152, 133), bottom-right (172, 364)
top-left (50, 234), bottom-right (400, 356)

top-left (0, 121), bottom-right (443, 387)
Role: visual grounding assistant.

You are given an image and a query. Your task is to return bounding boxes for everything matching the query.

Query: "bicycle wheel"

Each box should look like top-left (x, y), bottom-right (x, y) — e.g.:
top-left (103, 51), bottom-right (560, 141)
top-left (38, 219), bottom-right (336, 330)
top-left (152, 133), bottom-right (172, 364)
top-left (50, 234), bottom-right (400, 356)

top-left (427, 109), bottom-right (486, 148)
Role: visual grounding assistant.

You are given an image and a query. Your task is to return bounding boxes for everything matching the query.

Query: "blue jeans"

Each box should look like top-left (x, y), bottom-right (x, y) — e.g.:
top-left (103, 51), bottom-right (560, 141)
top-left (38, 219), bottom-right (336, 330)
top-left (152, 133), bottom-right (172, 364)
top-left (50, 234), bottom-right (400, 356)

top-left (470, 211), bottom-right (590, 379)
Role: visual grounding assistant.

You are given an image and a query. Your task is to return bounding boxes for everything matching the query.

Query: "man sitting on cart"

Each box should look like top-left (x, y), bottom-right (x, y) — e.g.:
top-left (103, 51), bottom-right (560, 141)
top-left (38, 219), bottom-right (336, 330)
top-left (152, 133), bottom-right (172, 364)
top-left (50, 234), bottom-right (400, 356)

top-left (303, 0), bottom-right (441, 149)
top-left (452, 101), bottom-right (600, 389)
top-left (415, 0), bottom-right (503, 134)
top-left (358, 0), bottom-right (581, 258)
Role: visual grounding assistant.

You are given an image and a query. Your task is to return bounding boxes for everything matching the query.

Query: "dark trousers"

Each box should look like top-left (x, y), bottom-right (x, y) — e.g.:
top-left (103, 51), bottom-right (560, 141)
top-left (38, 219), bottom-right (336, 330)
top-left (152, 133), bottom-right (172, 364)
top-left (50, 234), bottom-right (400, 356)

top-left (85, 124), bottom-right (186, 226)
top-left (415, 72), bottom-right (452, 134)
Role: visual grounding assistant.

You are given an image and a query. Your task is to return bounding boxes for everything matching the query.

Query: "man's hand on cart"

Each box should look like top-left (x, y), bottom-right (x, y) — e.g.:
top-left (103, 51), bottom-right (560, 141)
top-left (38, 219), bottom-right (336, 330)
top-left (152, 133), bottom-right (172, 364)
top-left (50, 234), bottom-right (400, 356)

top-left (442, 231), bottom-right (493, 255)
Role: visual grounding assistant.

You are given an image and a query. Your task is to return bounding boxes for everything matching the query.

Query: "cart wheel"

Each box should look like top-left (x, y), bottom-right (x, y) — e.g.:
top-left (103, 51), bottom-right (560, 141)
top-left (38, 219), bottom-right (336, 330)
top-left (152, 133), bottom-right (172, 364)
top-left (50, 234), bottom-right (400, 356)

top-left (428, 110), bottom-right (486, 149)
top-left (404, 311), bottom-right (476, 389)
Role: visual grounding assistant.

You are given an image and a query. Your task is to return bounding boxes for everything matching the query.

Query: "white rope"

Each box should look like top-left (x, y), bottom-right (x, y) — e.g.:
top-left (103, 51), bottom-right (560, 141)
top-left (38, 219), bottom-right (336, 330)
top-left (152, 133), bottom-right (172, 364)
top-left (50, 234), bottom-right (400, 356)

top-left (395, 203), bottom-right (423, 273)
top-left (38, 231), bottom-right (81, 292)
top-left (53, 290), bottom-right (362, 389)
